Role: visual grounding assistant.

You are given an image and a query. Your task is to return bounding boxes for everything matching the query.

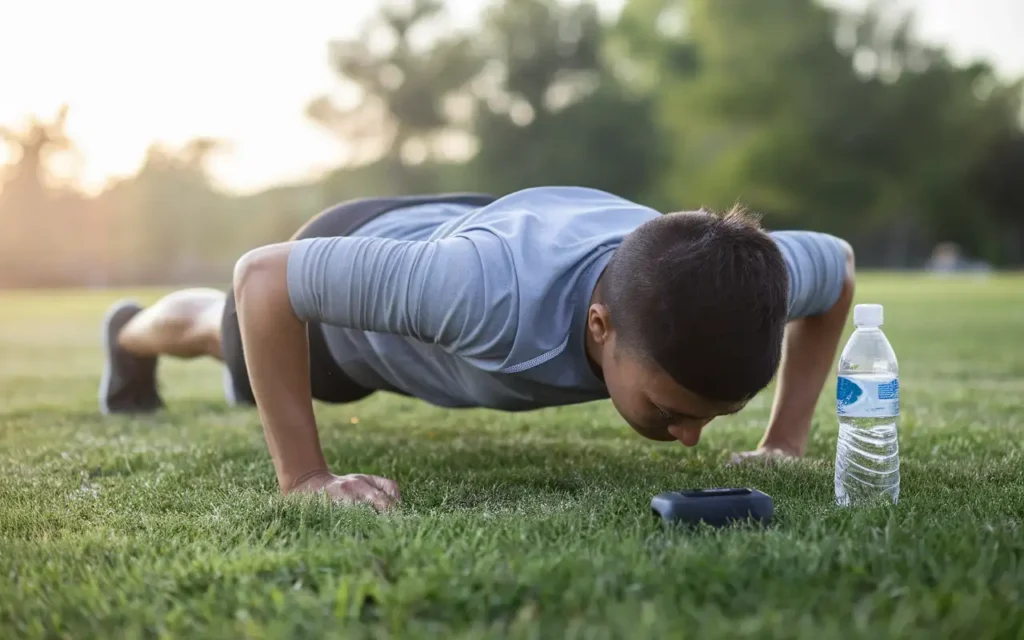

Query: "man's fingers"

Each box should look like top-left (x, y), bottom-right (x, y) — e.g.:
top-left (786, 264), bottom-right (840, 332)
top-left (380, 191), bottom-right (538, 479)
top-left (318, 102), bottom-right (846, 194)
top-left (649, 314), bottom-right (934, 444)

top-left (729, 451), bottom-right (768, 466)
top-left (365, 475), bottom-right (401, 501)
top-left (727, 451), bottom-right (752, 466)
top-left (327, 476), bottom-right (398, 511)
top-left (354, 478), bottom-right (398, 512)
top-left (727, 448), bottom-right (792, 466)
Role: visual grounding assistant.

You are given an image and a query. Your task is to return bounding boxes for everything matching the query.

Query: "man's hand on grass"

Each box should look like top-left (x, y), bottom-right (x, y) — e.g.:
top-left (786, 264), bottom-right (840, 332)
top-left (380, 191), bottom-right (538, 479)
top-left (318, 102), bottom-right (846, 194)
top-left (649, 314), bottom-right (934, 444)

top-left (288, 470), bottom-right (401, 511)
top-left (728, 446), bottom-right (799, 466)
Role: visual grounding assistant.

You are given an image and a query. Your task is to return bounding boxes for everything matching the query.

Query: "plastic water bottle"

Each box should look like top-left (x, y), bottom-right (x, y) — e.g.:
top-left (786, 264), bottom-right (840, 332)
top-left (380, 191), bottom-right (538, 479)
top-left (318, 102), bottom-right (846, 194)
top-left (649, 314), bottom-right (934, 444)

top-left (834, 303), bottom-right (900, 506)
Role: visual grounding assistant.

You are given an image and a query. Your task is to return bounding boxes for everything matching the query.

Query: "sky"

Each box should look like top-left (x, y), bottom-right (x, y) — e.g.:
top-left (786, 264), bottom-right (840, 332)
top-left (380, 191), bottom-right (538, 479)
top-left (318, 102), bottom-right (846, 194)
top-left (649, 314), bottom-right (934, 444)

top-left (1, 0), bottom-right (1022, 196)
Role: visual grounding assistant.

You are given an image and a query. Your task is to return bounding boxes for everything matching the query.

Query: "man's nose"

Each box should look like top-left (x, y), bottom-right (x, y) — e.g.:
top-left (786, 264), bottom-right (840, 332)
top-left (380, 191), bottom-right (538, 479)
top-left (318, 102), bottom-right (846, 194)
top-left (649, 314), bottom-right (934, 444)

top-left (667, 424), bottom-right (702, 447)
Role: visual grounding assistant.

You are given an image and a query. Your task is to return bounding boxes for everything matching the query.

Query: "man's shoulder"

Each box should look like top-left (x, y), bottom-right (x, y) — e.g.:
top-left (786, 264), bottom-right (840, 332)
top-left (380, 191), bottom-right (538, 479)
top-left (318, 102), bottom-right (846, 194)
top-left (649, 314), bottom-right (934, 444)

top-left (452, 186), bottom-right (662, 247)
top-left (487, 186), bottom-right (658, 215)
top-left (438, 187), bottom-right (660, 378)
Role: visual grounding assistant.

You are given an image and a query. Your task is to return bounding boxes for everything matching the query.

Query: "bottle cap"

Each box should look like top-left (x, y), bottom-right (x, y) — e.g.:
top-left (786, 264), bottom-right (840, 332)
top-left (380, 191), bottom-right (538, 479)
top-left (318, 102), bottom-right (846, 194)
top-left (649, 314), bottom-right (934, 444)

top-left (853, 304), bottom-right (883, 327)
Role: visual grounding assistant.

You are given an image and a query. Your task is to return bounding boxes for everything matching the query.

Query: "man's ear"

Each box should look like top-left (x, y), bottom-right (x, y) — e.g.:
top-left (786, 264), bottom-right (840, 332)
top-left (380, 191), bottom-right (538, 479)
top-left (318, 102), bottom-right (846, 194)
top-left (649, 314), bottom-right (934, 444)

top-left (587, 303), bottom-right (613, 345)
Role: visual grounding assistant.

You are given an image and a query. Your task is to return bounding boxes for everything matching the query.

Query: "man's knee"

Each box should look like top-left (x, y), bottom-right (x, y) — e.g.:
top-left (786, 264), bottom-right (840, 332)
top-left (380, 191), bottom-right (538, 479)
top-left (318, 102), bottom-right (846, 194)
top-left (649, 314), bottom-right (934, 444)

top-left (119, 289), bottom-right (225, 359)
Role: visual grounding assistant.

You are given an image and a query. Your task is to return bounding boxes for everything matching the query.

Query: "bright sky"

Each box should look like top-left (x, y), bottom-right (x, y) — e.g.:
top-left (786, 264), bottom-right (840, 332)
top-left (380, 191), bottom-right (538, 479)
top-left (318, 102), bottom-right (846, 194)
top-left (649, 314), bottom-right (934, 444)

top-left (2, 0), bottom-right (1022, 195)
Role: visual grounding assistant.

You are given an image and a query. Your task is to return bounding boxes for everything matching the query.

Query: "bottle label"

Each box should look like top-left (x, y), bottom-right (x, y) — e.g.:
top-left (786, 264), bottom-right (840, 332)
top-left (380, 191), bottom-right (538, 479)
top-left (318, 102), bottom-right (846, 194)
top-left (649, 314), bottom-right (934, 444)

top-left (837, 375), bottom-right (899, 418)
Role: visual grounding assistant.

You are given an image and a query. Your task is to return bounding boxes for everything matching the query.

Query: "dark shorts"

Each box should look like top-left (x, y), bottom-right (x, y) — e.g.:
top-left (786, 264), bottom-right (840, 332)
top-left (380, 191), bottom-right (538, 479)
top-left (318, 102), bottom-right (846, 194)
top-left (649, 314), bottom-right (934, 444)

top-left (220, 193), bottom-right (496, 405)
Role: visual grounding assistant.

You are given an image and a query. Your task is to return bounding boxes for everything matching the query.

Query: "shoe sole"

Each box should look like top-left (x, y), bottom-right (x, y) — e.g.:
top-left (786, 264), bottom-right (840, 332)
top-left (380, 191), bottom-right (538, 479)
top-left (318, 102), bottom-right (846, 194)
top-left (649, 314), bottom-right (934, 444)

top-left (98, 299), bottom-right (141, 415)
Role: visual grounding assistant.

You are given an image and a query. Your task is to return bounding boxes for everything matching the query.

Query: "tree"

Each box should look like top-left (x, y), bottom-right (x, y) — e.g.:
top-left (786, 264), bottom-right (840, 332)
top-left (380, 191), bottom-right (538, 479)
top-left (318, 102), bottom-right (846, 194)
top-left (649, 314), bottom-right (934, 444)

top-left (0, 104), bottom-right (74, 199)
top-left (95, 138), bottom-right (232, 283)
top-left (0, 104), bottom-right (88, 285)
top-left (972, 130), bottom-right (1024, 265)
top-left (627, 0), bottom-right (882, 224)
top-left (614, 0), bottom-right (1024, 265)
top-left (471, 0), bottom-right (663, 201)
top-left (307, 0), bottom-right (484, 194)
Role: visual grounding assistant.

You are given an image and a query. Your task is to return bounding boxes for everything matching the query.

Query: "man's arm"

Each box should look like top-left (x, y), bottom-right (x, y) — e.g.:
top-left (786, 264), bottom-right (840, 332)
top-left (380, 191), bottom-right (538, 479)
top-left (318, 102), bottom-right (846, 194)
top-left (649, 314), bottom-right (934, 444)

top-left (733, 233), bottom-right (855, 461)
top-left (232, 231), bottom-right (516, 507)
top-left (233, 243), bottom-right (399, 510)
top-left (233, 244), bottom-right (319, 487)
top-left (759, 240), bottom-right (854, 455)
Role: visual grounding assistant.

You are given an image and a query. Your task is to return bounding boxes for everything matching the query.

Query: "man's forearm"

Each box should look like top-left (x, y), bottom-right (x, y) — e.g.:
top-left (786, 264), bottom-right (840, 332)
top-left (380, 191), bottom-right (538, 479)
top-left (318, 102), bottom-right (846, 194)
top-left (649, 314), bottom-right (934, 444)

top-left (761, 246), bottom-right (855, 455)
top-left (233, 243), bottom-right (328, 491)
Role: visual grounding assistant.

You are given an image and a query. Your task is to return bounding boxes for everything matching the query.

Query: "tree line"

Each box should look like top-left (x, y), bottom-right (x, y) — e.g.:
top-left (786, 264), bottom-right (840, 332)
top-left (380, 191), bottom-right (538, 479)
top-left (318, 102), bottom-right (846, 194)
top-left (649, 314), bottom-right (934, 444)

top-left (1, 0), bottom-right (1022, 287)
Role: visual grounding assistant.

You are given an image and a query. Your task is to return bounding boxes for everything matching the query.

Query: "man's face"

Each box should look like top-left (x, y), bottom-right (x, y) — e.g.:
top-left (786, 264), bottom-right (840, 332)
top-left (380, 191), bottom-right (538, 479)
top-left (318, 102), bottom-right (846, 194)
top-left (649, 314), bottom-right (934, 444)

top-left (588, 306), bottom-right (747, 446)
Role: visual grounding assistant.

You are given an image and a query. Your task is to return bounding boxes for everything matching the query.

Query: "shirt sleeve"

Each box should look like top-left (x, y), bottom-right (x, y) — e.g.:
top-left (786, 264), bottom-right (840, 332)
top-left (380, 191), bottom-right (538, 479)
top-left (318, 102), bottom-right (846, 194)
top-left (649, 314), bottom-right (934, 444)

top-left (285, 231), bottom-right (518, 361)
top-left (771, 231), bottom-right (849, 320)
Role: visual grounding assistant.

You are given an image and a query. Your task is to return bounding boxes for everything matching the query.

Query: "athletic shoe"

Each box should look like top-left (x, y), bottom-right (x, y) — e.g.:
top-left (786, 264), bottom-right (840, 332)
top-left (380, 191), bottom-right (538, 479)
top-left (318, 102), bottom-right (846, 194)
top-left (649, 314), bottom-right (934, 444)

top-left (98, 300), bottom-right (165, 415)
top-left (223, 366), bottom-right (239, 406)
top-left (222, 364), bottom-right (256, 406)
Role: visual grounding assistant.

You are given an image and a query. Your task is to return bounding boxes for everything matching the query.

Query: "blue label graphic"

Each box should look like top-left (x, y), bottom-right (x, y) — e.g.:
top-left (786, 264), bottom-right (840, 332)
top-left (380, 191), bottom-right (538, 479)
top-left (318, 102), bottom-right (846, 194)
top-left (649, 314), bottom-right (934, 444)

top-left (837, 375), bottom-right (899, 418)
top-left (836, 377), bottom-right (863, 406)
top-left (878, 379), bottom-right (899, 400)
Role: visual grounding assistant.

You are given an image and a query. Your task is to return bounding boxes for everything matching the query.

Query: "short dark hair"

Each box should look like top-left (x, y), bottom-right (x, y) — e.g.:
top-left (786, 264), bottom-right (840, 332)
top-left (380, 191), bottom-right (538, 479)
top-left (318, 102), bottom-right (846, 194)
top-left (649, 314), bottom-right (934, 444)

top-left (602, 207), bottom-right (790, 403)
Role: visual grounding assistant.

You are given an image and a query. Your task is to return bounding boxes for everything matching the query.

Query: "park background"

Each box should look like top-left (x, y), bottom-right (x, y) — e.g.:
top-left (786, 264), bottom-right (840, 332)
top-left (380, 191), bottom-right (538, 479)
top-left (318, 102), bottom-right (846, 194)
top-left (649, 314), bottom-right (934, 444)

top-left (2, 0), bottom-right (1023, 287)
top-left (2, 1), bottom-right (1024, 637)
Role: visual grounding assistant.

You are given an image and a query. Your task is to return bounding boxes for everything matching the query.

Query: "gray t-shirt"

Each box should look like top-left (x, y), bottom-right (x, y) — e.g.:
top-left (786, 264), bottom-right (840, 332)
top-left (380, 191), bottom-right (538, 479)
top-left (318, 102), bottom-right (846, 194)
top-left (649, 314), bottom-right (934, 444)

top-left (286, 186), bottom-right (848, 410)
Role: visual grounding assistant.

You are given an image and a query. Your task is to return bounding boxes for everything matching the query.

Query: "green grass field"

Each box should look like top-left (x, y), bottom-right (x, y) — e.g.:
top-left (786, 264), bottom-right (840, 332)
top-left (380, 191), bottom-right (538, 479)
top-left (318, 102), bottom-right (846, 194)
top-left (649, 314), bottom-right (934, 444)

top-left (2, 275), bottom-right (1023, 639)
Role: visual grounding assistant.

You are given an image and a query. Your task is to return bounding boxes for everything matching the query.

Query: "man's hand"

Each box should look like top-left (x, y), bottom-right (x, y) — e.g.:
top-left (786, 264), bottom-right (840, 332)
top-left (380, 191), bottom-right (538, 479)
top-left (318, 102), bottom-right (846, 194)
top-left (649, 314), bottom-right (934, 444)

top-left (289, 470), bottom-right (401, 511)
top-left (728, 446), bottom-right (797, 466)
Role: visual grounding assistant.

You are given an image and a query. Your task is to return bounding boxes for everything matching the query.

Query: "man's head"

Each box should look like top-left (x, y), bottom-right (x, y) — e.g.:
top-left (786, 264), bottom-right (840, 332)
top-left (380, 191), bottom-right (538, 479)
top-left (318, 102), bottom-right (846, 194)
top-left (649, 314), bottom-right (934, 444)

top-left (586, 207), bottom-right (789, 446)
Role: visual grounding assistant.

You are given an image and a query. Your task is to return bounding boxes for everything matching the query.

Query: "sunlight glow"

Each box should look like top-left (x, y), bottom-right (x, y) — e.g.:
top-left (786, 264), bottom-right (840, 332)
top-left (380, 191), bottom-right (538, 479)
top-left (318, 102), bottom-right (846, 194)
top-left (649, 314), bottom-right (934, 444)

top-left (1, 0), bottom-right (1020, 196)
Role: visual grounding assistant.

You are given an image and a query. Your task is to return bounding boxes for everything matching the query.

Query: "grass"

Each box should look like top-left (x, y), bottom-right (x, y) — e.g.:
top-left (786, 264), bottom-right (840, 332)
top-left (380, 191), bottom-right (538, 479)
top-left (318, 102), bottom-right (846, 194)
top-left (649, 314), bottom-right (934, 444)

top-left (1, 274), bottom-right (1023, 639)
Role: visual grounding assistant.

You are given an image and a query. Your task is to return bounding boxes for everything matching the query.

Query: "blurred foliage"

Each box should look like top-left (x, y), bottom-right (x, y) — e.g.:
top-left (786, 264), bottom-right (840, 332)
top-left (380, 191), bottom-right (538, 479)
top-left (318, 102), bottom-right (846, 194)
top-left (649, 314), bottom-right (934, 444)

top-left (1, 0), bottom-right (1023, 286)
top-left (307, 0), bottom-right (485, 194)
top-left (470, 0), bottom-right (664, 198)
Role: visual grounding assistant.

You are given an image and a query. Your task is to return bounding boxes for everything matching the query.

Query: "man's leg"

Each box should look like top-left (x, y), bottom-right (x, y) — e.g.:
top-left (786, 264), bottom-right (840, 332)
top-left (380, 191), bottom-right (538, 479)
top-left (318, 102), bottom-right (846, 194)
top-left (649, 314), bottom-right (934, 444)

top-left (99, 193), bottom-right (496, 415)
top-left (117, 288), bottom-right (226, 359)
top-left (99, 288), bottom-right (226, 415)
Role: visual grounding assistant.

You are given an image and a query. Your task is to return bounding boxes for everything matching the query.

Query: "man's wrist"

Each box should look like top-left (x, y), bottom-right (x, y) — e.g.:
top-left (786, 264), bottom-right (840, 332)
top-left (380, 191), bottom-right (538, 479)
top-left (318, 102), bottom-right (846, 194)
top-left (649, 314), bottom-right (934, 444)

top-left (282, 465), bottom-right (331, 494)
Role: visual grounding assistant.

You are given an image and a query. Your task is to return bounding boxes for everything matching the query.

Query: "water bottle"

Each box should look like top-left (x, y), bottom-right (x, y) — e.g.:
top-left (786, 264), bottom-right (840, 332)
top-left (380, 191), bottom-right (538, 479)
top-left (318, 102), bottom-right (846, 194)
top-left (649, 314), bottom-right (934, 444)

top-left (834, 303), bottom-right (900, 506)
